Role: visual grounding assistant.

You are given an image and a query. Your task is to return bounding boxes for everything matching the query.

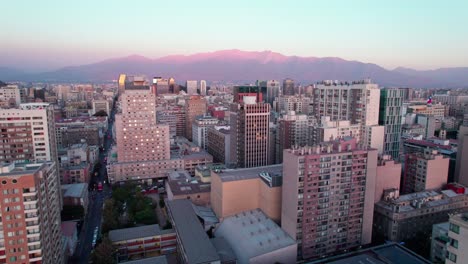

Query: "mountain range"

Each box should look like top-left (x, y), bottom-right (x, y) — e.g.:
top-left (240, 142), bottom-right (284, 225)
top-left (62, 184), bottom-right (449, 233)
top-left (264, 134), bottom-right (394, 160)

top-left (1, 50), bottom-right (468, 88)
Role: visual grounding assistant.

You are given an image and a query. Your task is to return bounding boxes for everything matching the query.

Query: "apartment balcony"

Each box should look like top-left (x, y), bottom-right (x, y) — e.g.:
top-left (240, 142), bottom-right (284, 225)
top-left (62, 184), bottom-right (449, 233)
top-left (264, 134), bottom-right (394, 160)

top-left (29, 257), bottom-right (42, 263)
top-left (23, 191), bottom-right (38, 197)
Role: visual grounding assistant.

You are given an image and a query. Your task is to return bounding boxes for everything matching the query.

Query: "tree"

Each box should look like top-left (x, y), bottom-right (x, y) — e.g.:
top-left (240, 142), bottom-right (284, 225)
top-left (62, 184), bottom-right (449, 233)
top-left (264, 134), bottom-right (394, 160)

top-left (61, 205), bottom-right (85, 221)
top-left (91, 237), bottom-right (117, 264)
top-left (163, 220), bottom-right (172, 230)
top-left (102, 199), bottom-right (119, 233)
top-left (93, 110), bottom-right (108, 117)
top-left (159, 198), bottom-right (165, 208)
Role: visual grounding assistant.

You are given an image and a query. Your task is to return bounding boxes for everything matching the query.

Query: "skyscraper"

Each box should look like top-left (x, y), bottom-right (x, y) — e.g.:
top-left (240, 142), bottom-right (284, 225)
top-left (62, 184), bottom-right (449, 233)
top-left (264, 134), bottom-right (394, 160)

top-left (379, 88), bottom-right (404, 160)
top-left (115, 86), bottom-right (170, 162)
top-left (233, 86), bottom-right (263, 103)
top-left (266, 80), bottom-right (280, 106)
top-left (454, 125), bottom-right (468, 186)
top-left (0, 103), bottom-right (58, 164)
top-left (276, 111), bottom-right (310, 163)
top-left (282, 137), bottom-right (377, 260)
top-left (185, 96), bottom-right (207, 141)
top-left (230, 96), bottom-right (270, 168)
top-left (186, 80), bottom-right (198, 95)
top-left (0, 162), bottom-right (63, 263)
top-left (283, 78), bottom-right (295, 96)
top-left (200, 80), bottom-right (207, 96)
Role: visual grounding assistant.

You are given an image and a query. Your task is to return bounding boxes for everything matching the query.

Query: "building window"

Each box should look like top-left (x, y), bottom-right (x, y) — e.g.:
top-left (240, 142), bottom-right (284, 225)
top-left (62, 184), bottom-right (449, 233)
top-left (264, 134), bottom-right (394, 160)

top-left (450, 238), bottom-right (459, 249)
top-left (449, 223), bottom-right (460, 234)
top-left (448, 252), bottom-right (457, 262)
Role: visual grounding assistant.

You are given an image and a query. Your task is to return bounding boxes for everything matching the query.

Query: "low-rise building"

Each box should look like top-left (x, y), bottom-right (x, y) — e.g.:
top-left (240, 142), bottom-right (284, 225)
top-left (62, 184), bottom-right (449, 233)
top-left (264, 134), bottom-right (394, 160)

top-left (108, 225), bottom-right (176, 263)
top-left (61, 183), bottom-right (89, 212)
top-left (373, 188), bottom-right (468, 243)
top-left (215, 209), bottom-right (297, 264)
top-left (211, 165), bottom-right (282, 223)
top-left (166, 171), bottom-right (211, 206)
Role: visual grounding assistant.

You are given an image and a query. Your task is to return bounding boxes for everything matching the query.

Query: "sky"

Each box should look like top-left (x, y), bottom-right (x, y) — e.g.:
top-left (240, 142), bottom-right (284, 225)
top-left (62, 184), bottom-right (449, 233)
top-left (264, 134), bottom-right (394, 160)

top-left (1, 0), bottom-right (467, 72)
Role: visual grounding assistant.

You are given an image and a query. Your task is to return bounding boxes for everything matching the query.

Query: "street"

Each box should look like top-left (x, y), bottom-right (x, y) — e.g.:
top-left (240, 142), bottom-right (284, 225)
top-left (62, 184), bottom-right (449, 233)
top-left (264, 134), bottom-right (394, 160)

top-left (70, 109), bottom-right (115, 264)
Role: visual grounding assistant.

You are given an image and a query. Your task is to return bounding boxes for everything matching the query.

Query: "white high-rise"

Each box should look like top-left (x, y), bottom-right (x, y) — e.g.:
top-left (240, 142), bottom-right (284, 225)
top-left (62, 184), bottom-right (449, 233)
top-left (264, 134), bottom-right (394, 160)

top-left (200, 80), bottom-right (207, 96)
top-left (186, 80), bottom-right (198, 95)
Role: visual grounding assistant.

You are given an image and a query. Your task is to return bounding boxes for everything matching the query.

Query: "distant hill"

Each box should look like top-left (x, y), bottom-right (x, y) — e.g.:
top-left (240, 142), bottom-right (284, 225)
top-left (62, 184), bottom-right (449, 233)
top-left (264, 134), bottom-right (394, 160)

top-left (1, 50), bottom-right (467, 88)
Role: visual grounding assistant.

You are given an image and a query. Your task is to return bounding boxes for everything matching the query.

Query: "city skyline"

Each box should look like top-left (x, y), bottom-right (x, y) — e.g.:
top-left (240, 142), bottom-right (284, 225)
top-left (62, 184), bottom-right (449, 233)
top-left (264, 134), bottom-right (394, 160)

top-left (1, 0), bottom-right (468, 71)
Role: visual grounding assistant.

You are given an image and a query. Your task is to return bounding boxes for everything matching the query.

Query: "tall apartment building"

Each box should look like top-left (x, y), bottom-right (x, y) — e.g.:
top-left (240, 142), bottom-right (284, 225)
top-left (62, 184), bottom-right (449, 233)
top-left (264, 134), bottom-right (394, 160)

top-left (156, 107), bottom-right (186, 138)
top-left (313, 80), bottom-right (383, 153)
top-left (233, 86), bottom-right (263, 103)
top-left (199, 80), bottom-right (207, 96)
top-left (186, 80), bottom-right (198, 95)
top-left (0, 103), bottom-right (58, 164)
top-left (0, 162), bottom-right (63, 264)
top-left (184, 96), bottom-right (207, 141)
top-left (282, 137), bottom-right (377, 260)
top-left (266, 80), bottom-right (280, 105)
top-left (402, 149), bottom-right (449, 194)
top-left (192, 115), bottom-right (219, 150)
top-left (230, 96), bottom-right (270, 168)
top-left (276, 95), bottom-right (313, 115)
top-left (374, 155), bottom-right (401, 203)
top-left (446, 213), bottom-right (468, 264)
top-left (379, 88), bottom-right (404, 160)
top-left (276, 112), bottom-right (310, 163)
top-left (283, 78), bottom-right (295, 96)
top-left (455, 125), bottom-right (468, 186)
top-left (0, 84), bottom-right (21, 108)
top-left (207, 126), bottom-right (231, 165)
top-left (115, 87), bottom-right (170, 163)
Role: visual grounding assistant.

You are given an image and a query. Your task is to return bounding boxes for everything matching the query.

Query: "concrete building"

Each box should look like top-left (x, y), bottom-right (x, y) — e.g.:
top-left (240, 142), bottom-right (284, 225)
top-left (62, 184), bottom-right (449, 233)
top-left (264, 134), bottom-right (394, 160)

top-left (115, 87), bottom-right (170, 162)
top-left (379, 88), bottom-right (405, 160)
top-left (185, 96), bottom-right (207, 141)
top-left (186, 80), bottom-right (198, 95)
top-left (230, 97), bottom-right (270, 168)
top-left (266, 80), bottom-right (280, 105)
top-left (211, 165), bottom-right (283, 223)
top-left (311, 116), bottom-right (361, 145)
top-left (61, 183), bottom-right (89, 212)
top-left (0, 103), bottom-right (58, 164)
top-left (108, 225), bottom-right (176, 262)
top-left (276, 95), bottom-right (312, 114)
top-left (277, 112), bottom-right (310, 163)
top-left (166, 171), bottom-right (211, 206)
top-left (375, 155), bottom-right (401, 203)
top-left (92, 99), bottom-right (110, 115)
top-left (283, 78), bottom-right (295, 96)
top-left (156, 107), bottom-right (186, 138)
top-left (430, 222), bottom-right (450, 263)
top-left (215, 209), bottom-right (297, 264)
top-left (455, 125), bottom-right (468, 186)
top-left (233, 86), bottom-right (263, 103)
top-left (373, 188), bottom-right (468, 243)
top-left (308, 242), bottom-right (430, 264)
top-left (61, 221), bottom-right (78, 262)
top-left (192, 115), bottom-right (219, 150)
top-left (200, 80), bottom-right (207, 96)
top-left (402, 149), bottom-right (449, 194)
top-left (446, 212), bottom-right (468, 264)
top-left (0, 84), bottom-right (21, 107)
top-left (0, 162), bottom-right (63, 263)
top-left (281, 137), bottom-right (377, 259)
top-left (166, 200), bottom-right (221, 264)
top-left (207, 126), bottom-right (231, 165)
top-left (407, 103), bottom-right (447, 119)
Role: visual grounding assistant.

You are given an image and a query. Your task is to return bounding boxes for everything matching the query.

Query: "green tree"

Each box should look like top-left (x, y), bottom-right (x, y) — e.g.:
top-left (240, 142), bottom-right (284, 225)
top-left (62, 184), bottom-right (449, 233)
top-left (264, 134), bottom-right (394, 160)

top-left (91, 237), bottom-right (117, 264)
top-left (102, 199), bottom-right (119, 233)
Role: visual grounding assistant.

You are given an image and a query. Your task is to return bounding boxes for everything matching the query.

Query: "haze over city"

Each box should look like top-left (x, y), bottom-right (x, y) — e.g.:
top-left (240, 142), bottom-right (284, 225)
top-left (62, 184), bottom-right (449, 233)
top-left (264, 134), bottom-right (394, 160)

top-left (1, 0), bottom-right (468, 71)
top-left (2, 2), bottom-right (468, 264)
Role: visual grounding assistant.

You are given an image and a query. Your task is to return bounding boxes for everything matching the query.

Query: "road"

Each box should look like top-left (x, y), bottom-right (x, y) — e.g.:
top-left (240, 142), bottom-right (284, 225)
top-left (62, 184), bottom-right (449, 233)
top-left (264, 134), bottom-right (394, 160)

top-left (71, 109), bottom-right (115, 264)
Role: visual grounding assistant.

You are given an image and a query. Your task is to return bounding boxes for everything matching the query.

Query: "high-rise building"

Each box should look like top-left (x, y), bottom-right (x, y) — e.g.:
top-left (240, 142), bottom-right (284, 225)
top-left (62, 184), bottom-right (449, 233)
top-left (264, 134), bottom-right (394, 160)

top-left (276, 95), bottom-right (313, 114)
top-left (276, 111), bottom-right (310, 163)
top-left (283, 78), bottom-right (295, 96)
top-left (192, 115), bottom-right (219, 150)
top-left (200, 80), bottom-right (207, 96)
top-left (266, 80), bottom-right (280, 105)
top-left (446, 212), bottom-right (468, 264)
top-left (0, 84), bottom-right (21, 108)
top-left (186, 80), bottom-right (198, 95)
top-left (233, 86), bottom-right (263, 103)
top-left (379, 88), bottom-right (405, 160)
top-left (153, 77), bottom-right (170, 95)
top-left (207, 126), bottom-right (231, 165)
top-left (185, 96), bottom-right (207, 141)
top-left (0, 162), bottom-right (63, 263)
top-left (402, 149), bottom-right (449, 194)
top-left (281, 137), bottom-right (377, 259)
top-left (115, 86), bottom-right (170, 162)
top-left (374, 155), bottom-right (401, 203)
top-left (455, 125), bottom-right (468, 186)
top-left (230, 96), bottom-right (270, 168)
top-left (0, 103), bottom-right (58, 164)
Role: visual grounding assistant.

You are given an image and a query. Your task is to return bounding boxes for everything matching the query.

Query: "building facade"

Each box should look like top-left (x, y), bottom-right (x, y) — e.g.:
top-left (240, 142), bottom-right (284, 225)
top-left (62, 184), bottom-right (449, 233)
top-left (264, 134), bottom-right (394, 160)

top-left (446, 213), bottom-right (468, 264)
top-left (184, 96), bottom-right (207, 141)
top-left (379, 88), bottom-right (404, 160)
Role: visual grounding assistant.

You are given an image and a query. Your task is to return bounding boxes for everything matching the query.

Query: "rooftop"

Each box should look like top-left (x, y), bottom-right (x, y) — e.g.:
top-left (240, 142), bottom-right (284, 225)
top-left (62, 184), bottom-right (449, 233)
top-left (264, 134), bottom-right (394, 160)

top-left (61, 183), bottom-right (87, 198)
top-left (122, 256), bottom-right (167, 264)
top-left (307, 243), bottom-right (430, 264)
top-left (167, 179), bottom-right (211, 195)
top-left (210, 237), bottom-right (237, 263)
top-left (167, 199), bottom-right (220, 264)
top-left (108, 224), bottom-right (173, 242)
top-left (217, 164), bottom-right (282, 182)
top-left (0, 162), bottom-right (46, 176)
top-left (215, 209), bottom-right (296, 264)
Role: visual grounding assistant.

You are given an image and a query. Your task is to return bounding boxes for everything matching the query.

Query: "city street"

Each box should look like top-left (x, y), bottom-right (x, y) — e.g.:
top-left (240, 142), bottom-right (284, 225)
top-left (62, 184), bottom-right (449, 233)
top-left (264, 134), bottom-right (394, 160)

top-left (71, 109), bottom-right (115, 264)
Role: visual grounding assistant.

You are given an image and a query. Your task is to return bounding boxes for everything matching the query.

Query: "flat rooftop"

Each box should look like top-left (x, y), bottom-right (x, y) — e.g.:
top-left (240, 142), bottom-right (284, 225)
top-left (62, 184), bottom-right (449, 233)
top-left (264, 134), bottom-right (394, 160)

top-left (108, 224), bottom-right (173, 242)
top-left (0, 163), bottom-right (46, 177)
top-left (307, 243), bottom-right (430, 264)
top-left (61, 183), bottom-right (87, 198)
top-left (167, 179), bottom-right (211, 195)
top-left (215, 209), bottom-right (295, 263)
top-left (217, 164), bottom-right (282, 182)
